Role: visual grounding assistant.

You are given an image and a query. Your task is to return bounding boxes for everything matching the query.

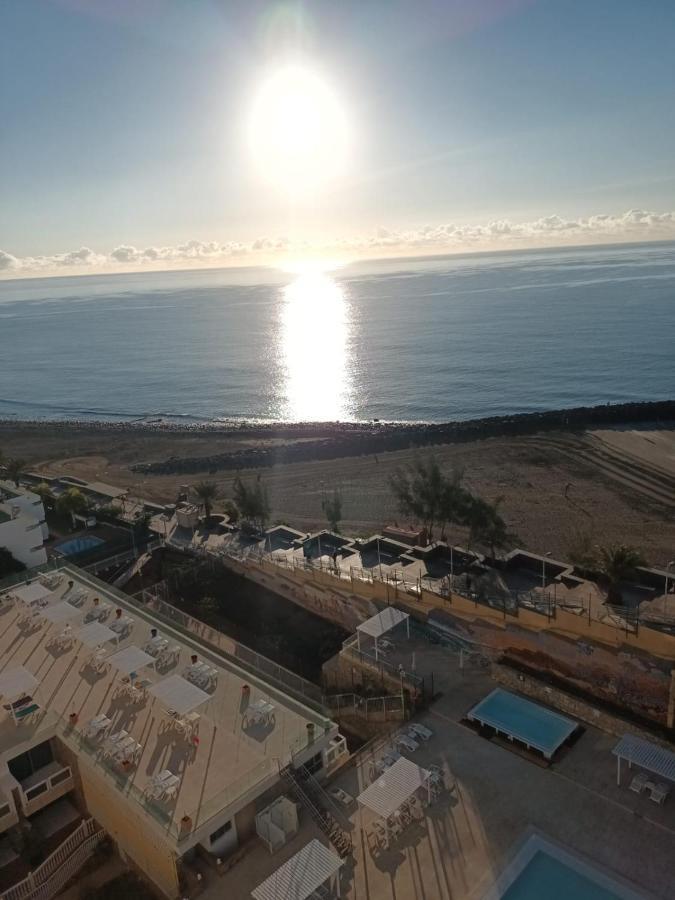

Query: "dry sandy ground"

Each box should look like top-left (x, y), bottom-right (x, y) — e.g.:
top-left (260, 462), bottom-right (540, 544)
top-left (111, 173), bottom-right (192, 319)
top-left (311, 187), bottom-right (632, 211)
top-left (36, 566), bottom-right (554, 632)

top-left (1, 423), bottom-right (674, 567)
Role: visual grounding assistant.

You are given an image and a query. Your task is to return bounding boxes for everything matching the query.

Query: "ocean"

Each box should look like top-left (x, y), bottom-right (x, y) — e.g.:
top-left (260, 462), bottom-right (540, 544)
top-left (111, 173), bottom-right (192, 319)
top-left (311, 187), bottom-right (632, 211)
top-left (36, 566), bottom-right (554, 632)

top-left (1, 242), bottom-right (673, 424)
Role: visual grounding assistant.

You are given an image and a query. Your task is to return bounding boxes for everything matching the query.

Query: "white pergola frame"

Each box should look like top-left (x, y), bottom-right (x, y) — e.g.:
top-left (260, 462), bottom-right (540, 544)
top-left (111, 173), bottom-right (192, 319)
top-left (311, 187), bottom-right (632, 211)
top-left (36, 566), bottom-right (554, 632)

top-left (357, 756), bottom-right (431, 844)
top-left (612, 733), bottom-right (675, 786)
top-left (251, 838), bottom-right (344, 900)
top-left (356, 607), bottom-right (410, 661)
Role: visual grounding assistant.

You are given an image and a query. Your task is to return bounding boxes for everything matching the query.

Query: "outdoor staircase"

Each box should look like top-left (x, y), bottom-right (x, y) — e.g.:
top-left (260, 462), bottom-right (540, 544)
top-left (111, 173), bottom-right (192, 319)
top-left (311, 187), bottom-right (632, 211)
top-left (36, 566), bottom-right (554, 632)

top-left (281, 766), bottom-right (352, 858)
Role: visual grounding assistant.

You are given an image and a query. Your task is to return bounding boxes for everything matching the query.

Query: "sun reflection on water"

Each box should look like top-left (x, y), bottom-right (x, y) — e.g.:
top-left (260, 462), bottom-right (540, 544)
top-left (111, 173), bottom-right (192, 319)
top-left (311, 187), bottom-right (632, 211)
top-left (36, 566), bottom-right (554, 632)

top-left (279, 270), bottom-right (353, 421)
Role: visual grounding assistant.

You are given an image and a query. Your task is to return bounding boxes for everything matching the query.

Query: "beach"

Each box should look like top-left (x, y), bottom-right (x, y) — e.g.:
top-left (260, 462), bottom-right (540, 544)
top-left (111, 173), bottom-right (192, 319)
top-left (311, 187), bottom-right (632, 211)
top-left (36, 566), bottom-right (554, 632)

top-left (2, 409), bottom-right (674, 567)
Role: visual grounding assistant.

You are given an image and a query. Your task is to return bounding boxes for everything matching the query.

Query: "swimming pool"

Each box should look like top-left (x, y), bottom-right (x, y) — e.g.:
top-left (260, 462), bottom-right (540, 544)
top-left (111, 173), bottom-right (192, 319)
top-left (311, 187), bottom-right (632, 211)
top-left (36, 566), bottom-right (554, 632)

top-left (483, 834), bottom-right (645, 900)
top-left (468, 688), bottom-right (578, 759)
top-left (55, 535), bottom-right (105, 556)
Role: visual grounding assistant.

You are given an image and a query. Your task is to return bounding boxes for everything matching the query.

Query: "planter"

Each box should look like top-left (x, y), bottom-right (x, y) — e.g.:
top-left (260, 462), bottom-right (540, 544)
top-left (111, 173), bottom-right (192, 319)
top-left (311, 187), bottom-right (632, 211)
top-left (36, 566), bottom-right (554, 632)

top-left (69, 712), bottom-right (79, 725)
top-left (181, 815), bottom-right (192, 830)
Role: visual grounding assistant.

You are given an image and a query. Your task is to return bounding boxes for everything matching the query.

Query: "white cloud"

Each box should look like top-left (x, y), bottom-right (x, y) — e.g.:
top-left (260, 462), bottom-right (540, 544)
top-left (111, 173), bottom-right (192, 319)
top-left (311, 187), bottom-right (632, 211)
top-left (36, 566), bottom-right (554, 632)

top-left (2, 208), bottom-right (675, 277)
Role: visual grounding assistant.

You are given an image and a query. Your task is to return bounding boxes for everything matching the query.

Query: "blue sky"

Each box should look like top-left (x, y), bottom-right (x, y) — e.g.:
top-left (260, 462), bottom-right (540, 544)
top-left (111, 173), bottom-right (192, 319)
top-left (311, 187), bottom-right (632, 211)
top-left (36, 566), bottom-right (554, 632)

top-left (2, 0), bottom-right (675, 275)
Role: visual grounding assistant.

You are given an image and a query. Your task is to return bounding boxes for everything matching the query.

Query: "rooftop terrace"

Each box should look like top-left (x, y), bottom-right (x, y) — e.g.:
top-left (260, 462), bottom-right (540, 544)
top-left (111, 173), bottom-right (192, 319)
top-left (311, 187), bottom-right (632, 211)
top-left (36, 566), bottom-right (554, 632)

top-left (0, 565), bottom-right (335, 848)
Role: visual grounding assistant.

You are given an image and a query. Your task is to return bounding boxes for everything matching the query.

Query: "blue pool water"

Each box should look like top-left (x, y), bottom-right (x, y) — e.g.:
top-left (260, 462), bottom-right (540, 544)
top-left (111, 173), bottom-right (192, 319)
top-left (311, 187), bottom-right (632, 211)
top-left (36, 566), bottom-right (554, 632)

top-left (502, 850), bottom-right (638, 900)
top-left (56, 535), bottom-right (105, 556)
top-left (468, 688), bottom-right (577, 757)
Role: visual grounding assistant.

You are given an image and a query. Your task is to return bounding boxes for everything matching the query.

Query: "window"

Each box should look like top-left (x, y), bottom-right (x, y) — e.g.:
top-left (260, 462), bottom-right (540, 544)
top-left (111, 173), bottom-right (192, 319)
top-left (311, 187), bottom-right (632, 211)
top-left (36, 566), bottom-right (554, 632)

top-left (8, 741), bottom-right (54, 782)
top-left (304, 751), bottom-right (323, 775)
top-left (209, 820), bottom-right (232, 844)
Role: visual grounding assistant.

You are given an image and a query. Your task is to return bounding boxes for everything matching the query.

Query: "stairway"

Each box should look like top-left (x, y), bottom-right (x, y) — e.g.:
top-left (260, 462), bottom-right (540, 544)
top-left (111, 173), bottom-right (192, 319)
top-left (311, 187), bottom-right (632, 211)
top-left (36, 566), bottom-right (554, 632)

top-left (282, 766), bottom-right (352, 858)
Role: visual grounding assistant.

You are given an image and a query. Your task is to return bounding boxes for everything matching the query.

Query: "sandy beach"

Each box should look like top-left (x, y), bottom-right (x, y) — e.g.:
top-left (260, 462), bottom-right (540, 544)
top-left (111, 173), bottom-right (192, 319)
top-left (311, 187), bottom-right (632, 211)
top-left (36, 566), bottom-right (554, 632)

top-left (1, 411), bottom-right (674, 567)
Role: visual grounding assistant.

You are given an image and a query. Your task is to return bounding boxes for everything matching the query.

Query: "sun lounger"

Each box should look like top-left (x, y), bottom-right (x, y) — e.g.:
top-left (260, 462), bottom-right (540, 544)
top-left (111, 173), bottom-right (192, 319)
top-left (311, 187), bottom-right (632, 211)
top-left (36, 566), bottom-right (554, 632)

top-left (329, 788), bottom-right (355, 806)
top-left (629, 772), bottom-right (650, 794)
top-left (84, 714), bottom-right (111, 738)
top-left (408, 723), bottom-right (433, 741)
top-left (395, 733), bottom-right (419, 753)
top-left (649, 782), bottom-right (670, 805)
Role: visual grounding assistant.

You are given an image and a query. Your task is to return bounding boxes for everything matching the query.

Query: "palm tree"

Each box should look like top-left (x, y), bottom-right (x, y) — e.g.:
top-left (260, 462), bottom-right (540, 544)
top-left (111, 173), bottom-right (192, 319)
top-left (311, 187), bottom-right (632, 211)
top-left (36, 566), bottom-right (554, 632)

top-left (595, 544), bottom-right (646, 606)
top-left (56, 487), bottom-right (88, 526)
top-left (4, 457), bottom-right (26, 488)
top-left (193, 481), bottom-right (219, 523)
top-left (32, 481), bottom-right (55, 509)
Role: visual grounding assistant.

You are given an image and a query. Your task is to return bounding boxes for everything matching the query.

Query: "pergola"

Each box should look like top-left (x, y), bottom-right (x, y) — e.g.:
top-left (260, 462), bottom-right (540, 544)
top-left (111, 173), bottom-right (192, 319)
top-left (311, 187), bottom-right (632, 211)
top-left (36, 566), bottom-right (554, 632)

top-left (106, 645), bottom-right (156, 676)
top-left (252, 839), bottom-right (344, 900)
top-left (612, 733), bottom-right (675, 786)
top-left (356, 607), bottom-right (409, 661)
top-left (12, 582), bottom-right (52, 606)
top-left (149, 674), bottom-right (210, 716)
top-left (357, 756), bottom-right (430, 842)
top-left (76, 622), bottom-right (117, 647)
top-left (39, 601), bottom-right (81, 625)
top-left (0, 666), bottom-right (40, 723)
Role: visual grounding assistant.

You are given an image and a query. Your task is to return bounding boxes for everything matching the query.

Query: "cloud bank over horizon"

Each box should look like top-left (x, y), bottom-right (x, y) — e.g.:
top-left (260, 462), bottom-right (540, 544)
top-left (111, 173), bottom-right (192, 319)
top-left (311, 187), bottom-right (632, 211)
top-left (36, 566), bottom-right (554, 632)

top-left (2, 208), bottom-right (674, 277)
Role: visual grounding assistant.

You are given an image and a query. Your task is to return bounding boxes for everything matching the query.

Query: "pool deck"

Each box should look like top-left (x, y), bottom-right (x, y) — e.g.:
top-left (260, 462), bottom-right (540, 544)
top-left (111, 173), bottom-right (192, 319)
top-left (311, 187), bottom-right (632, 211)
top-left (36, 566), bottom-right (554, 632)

top-left (213, 643), bottom-right (675, 900)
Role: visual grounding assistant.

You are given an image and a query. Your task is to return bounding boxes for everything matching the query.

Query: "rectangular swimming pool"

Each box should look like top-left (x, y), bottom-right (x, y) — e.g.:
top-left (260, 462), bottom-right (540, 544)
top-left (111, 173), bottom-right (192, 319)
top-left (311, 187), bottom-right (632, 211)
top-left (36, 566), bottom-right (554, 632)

top-left (483, 834), bottom-right (645, 900)
top-left (468, 688), bottom-right (578, 759)
top-left (55, 535), bottom-right (105, 556)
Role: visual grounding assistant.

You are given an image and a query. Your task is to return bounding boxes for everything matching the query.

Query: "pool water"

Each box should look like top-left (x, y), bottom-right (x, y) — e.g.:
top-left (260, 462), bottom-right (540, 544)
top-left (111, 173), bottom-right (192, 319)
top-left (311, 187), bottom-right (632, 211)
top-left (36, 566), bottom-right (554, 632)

top-left (502, 851), bottom-right (632, 900)
top-left (468, 688), bottom-right (578, 757)
top-left (56, 535), bottom-right (105, 556)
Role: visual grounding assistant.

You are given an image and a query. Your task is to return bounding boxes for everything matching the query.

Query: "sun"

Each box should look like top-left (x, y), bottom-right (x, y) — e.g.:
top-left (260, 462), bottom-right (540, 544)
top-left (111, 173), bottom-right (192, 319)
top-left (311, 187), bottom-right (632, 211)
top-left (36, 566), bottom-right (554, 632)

top-left (248, 65), bottom-right (349, 195)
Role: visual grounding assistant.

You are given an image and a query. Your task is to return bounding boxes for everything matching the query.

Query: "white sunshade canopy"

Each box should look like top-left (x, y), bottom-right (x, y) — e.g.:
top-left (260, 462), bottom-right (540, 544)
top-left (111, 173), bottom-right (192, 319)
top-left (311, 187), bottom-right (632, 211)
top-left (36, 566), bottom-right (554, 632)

top-left (107, 645), bottom-right (155, 675)
top-left (12, 583), bottom-right (52, 605)
top-left (0, 666), bottom-right (40, 700)
top-left (40, 601), bottom-right (81, 624)
top-left (76, 621), bottom-right (118, 648)
top-left (613, 733), bottom-right (675, 784)
top-left (149, 675), bottom-right (210, 716)
top-left (252, 839), bottom-right (343, 900)
top-left (358, 756), bottom-right (430, 820)
top-left (357, 607), bottom-right (409, 640)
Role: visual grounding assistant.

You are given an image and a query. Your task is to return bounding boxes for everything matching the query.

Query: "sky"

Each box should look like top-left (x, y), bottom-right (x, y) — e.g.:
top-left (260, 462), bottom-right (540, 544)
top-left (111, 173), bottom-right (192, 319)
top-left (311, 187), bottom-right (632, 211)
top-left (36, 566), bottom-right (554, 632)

top-left (1, 0), bottom-right (675, 277)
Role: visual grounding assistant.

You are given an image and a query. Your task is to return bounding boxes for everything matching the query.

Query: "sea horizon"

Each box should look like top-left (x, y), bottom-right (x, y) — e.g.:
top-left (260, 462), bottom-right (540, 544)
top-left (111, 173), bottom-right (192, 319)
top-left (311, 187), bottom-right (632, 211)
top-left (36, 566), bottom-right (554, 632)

top-left (1, 240), bottom-right (674, 426)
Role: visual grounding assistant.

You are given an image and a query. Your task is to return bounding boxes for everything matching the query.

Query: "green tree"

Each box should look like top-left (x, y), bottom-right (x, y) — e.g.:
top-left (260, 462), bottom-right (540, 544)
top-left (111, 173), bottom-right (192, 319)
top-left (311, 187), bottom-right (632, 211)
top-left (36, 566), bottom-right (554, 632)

top-left (193, 481), bottom-right (219, 522)
top-left (322, 489), bottom-right (343, 532)
top-left (4, 458), bottom-right (26, 488)
top-left (594, 544), bottom-right (646, 606)
top-left (56, 487), bottom-right (88, 525)
top-left (223, 499), bottom-right (240, 525)
top-left (0, 547), bottom-right (26, 578)
top-left (233, 474), bottom-right (270, 530)
top-left (389, 457), bottom-right (447, 540)
top-left (465, 496), bottom-right (511, 559)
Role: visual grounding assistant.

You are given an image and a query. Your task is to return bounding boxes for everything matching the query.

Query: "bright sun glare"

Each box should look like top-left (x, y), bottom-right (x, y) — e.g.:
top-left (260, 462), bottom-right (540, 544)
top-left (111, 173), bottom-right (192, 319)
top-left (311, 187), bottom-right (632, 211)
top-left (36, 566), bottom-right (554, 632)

top-left (248, 65), bottom-right (349, 194)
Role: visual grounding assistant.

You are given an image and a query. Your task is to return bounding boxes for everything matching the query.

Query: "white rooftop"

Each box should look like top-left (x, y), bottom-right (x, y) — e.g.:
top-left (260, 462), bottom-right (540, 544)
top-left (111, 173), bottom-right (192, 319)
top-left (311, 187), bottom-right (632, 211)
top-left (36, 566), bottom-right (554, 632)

top-left (251, 839), bottom-right (343, 900)
top-left (357, 606), bottom-right (409, 639)
top-left (357, 756), bottom-right (430, 820)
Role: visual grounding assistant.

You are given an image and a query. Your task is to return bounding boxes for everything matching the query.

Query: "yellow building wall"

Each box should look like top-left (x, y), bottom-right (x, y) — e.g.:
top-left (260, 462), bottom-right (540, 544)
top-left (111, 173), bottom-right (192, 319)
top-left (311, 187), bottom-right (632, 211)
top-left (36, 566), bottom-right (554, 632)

top-left (76, 763), bottom-right (179, 898)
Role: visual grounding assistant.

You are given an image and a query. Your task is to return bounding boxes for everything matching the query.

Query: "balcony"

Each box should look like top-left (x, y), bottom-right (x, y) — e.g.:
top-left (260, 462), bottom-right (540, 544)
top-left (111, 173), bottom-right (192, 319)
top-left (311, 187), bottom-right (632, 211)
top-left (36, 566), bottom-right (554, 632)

top-left (20, 762), bottom-right (74, 817)
top-left (0, 795), bottom-right (18, 834)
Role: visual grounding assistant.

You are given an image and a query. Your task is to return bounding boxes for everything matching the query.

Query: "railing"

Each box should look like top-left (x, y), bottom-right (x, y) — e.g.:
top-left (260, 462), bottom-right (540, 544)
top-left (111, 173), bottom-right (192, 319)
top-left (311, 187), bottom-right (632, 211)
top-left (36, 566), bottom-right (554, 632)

top-left (324, 693), bottom-right (406, 721)
top-left (22, 765), bottom-right (73, 807)
top-left (1, 818), bottom-right (104, 900)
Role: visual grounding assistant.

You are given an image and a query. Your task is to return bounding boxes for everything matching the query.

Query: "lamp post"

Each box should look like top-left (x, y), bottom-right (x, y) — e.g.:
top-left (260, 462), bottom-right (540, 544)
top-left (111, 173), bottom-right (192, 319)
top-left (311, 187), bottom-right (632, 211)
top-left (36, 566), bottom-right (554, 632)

top-left (664, 561), bottom-right (675, 615)
top-left (377, 537), bottom-right (383, 580)
top-left (450, 544), bottom-right (454, 587)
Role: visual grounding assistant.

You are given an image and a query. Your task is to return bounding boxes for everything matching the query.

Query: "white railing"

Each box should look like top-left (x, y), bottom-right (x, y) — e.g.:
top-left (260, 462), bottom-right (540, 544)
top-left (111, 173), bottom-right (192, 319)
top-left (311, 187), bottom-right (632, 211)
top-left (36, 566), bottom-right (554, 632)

top-left (1, 819), bottom-right (104, 900)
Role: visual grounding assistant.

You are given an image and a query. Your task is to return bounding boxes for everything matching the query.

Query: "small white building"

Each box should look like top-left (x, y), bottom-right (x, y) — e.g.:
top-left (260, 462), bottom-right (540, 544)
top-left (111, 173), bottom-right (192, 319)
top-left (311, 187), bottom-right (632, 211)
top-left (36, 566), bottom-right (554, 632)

top-left (0, 482), bottom-right (48, 568)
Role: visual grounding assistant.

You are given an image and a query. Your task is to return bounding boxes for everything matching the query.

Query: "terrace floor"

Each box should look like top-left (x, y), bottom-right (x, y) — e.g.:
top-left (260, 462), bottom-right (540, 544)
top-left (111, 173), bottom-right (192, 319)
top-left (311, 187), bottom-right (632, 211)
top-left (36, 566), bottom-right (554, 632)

top-left (0, 570), bottom-right (332, 841)
top-left (216, 645), bottom-right (675, 900)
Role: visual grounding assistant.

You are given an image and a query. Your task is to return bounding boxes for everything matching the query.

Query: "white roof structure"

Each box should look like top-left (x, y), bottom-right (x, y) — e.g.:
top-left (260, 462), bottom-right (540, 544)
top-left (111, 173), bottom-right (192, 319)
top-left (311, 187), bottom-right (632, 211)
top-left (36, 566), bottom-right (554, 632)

top-left (0, 666), bottom-right (39, 700)
top-left (40, 602), bottom-right (81, 624)
top-left (12, 583), bottom-right (52, 605)
top-left (357, 756), bottom-right (430, 820)
top-left (612, 733), bottom-right (675, 784)
top-left (107, 646), bottom-right (155, 675)
top-left (251, 839), bottom-right (343, 900)
top-left (357, 607), bottom-right (409, 640)
top-left (149, 675), bottom-right (210, 716)
top-left (76, 621), bottom-right (118, 648)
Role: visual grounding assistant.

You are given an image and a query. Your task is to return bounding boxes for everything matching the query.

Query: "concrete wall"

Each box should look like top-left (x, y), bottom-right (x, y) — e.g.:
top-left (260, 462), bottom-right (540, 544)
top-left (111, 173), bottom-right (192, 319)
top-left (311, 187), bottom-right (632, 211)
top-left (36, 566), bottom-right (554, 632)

top-left (0, 508), bottom-right (47, 568)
